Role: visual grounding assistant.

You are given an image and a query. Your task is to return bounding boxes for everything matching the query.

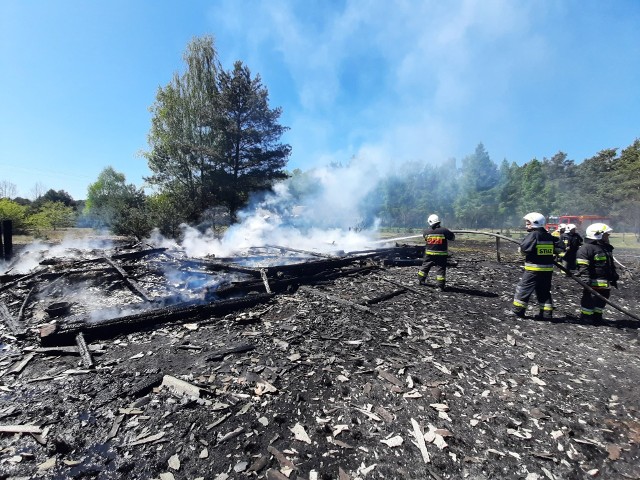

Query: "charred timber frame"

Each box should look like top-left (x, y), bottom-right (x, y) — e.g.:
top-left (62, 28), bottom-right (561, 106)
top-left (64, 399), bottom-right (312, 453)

top-left (39, 293), bottom-right (274, 346)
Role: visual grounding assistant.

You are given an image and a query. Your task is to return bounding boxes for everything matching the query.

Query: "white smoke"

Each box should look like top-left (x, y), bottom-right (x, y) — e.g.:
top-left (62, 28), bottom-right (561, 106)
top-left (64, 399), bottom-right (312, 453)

top-left (1, 235), bottom-right (115, 275)
top-left (164, 158), bottom-right (386, 258)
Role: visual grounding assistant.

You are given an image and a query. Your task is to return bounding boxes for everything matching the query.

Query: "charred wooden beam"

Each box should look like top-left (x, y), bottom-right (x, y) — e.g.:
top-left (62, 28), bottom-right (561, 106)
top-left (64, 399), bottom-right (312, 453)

top-left (75, 332), bottom-right (94, 368)
top-left (110, 247), bottom-right (166, 261)
top-left (5, 352), bottom-right (35, 375)
top-left (212, 265), bottom-right (379, 298)
top-left (102, 256), bottom-right (153, 302)
top-left (263, 244), bottom-right (341, 259)
top-left (31, 345), bottom-right (105, 356)
top-left (364, 288), bottom-right (408, 305)
top-left (0, 302), bottom-right (26, 337)
top-left (260, 269), bottom-right (272, 293)
top-left (17, 286), bottom-right (34, 322)
top-left (0, 269), bottom-right (47, 293)
top-left (166, 255), bottom-right (262, 276)
top-left (206, 342), bottom-right (255, 361)
top-left (40, 293), bottom-right (274, 346)
top-left (263, 255), bottom-right (373, 277)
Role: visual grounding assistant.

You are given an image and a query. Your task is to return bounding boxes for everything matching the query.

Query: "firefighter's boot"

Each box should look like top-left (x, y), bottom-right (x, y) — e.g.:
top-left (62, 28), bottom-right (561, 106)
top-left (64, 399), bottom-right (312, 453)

top-left (417, 272), bottom-right (427, 285)
top-left (511, 307), bottom-right (526, 318)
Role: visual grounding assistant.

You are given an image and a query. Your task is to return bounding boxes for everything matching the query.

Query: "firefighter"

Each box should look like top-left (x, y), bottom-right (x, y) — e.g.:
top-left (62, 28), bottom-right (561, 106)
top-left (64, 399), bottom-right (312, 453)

top-left (560, 223), bottom-right (583, 271)
top-left (551, 223), bottom-right (567, 238)
top-left (575, 223), bottom-right (618, 322)
top-left (511, 212), bottom-right (563, 319)
top-left (418, 214), bottom-right (455, 290)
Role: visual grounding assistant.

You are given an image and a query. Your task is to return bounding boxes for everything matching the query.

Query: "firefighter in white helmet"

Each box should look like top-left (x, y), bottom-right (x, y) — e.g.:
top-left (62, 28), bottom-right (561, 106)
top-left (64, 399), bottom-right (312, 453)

top-left (418, 214), bottom-right (455, 291)
top-left (560, 223), bottom-right (583, 271)
top-left (575, 223), bottom-right (618, 322)
top-left (511, 212), bottom-right (563, 319)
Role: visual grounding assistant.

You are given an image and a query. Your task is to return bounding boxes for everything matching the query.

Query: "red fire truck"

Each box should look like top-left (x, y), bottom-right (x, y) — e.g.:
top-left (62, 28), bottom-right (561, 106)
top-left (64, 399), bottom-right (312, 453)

top-left (546, 215), bottom-right (611, 233)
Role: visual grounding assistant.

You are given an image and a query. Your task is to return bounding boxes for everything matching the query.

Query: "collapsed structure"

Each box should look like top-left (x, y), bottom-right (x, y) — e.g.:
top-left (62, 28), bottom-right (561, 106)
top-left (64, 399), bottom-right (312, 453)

top-left (0, 236), bottom-right (639, 479)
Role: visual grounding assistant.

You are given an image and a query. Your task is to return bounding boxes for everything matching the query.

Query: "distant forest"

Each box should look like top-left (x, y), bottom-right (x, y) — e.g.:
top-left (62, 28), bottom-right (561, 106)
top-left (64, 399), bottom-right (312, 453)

top-left (362, 139), bottom-right (640, 232)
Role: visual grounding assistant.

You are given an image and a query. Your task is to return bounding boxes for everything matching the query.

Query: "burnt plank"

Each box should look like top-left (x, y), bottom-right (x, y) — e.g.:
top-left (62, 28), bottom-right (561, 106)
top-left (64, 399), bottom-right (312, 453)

top-left (17, 286), bottom-right (34, 322)
top-left (263, 244), bottom-right (341, 259)
top-left (206, 342), bottom-right (255, 361)
top-left (364, 288), bottom-right (408, 305)
top-left (75, 332), bottom-right (95, 368)
top-left (102, 256), bottom-right (153, 302)
top-left (40, 293), bottom-right (274, 346)
top-left (0, 302), bottom-right (26, 337)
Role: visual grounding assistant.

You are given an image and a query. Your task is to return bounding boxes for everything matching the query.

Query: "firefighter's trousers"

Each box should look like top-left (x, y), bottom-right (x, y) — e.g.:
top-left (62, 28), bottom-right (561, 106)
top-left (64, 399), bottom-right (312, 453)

top-left (580, 286), bottom-right (610, 320)
top-left (562, 252), bottom-right (578, 271)
top-left (512, 270), bottom-right (553, 317)
top-left (419, 255), bottom-right (447, 287)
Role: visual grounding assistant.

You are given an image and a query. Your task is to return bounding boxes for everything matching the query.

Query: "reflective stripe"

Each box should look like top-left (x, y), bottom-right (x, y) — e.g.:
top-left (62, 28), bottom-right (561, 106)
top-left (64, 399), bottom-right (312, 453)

top-left (589, 279), bottom-right (609, 288)
top-left (524, 263), bottom-right (554, 272)
top-left (594, 307), bottom-right (604, 314)
top-left (594, 254), bottom-right (607, 261)
top-left (542, 305), bottom-right (553, 311)
top-left (513, 299), bottom-right (527, 308)
top-left (418, 271), bottom-right (426, 277)
top-left (436, 276), bottom-right (445, 281)
top-left (577, 259), bottom-right (589, 265)
top-left (426, 251), bottom-right (448, 256)
top-left (581, 308), bottom-right (593, 315)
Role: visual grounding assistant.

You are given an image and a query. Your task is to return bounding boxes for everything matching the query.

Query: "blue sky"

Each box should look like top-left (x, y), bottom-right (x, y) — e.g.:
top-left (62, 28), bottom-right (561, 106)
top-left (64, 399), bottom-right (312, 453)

top-left (1, 0), bottom-right (639, 200)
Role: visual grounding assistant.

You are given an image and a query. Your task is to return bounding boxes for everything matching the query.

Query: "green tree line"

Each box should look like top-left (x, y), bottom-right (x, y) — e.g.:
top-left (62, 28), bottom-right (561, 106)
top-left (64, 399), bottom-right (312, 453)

top-left (366, 140), bottom-right (640, 233)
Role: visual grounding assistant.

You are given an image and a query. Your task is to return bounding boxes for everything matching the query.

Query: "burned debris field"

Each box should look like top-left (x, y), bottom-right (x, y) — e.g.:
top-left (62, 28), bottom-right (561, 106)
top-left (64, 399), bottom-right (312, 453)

top-left (1, 236), bottom-right (639, 480)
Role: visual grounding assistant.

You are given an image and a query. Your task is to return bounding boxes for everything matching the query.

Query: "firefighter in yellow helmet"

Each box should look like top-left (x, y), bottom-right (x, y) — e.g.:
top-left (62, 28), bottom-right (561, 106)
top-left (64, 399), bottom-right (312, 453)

top-left (551, 223), bottom-right (567, 238)
top-left (511, 212), bottom-right (563, 319)
top-left (418, 214), bottom-right (455, 291)
top-left (575, 223), bottom-right (618, 322)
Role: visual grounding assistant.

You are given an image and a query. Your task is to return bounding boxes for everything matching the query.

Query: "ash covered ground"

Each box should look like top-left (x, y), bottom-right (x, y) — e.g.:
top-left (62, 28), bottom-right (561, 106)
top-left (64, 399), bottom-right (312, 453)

top-left (1, 237), bottom-right (639, 480)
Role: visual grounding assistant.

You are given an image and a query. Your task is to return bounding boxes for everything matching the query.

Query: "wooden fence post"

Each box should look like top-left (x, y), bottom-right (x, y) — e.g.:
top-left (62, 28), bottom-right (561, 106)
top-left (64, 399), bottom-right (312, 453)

top-left (2, 220), bottom-right (12, 261)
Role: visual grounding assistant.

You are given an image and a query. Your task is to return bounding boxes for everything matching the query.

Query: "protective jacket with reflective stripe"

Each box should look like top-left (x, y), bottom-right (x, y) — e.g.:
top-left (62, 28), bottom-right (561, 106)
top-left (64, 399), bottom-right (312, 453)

top-left (560, 231), bottom-right (583, 253)
top-left (519, 228), bottom-right (560, 271)
top-left (576, 239), bottom-right (618, 287)
top-left (422, 226), bottom-right (455, 256)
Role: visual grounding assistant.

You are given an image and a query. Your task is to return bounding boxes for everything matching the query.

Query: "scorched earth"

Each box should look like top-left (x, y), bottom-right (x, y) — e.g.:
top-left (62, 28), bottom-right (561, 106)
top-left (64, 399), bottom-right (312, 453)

top-left (0, 236), bottom-right (639, 480)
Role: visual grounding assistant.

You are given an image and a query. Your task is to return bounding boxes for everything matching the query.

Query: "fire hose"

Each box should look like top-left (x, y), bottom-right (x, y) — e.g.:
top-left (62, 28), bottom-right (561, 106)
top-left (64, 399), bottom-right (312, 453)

top-left (375, 231), bottom-right (639, 321)
top-left (451, 230), bottom-right (640, 322)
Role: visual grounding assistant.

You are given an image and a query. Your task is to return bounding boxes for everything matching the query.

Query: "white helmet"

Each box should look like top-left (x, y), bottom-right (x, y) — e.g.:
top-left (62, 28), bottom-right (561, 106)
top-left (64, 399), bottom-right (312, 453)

top-left (523, 212), bottom-right (546, 228)
top-left (585, 223), bottom-right (613, 240)
top-left (427, 214), bottom-right (440, 226)
top-left (557, 223), bottom-right (567, 232)
top-left (566, 223), bottom-right (577, 231)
